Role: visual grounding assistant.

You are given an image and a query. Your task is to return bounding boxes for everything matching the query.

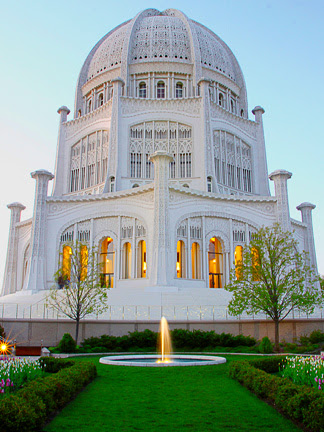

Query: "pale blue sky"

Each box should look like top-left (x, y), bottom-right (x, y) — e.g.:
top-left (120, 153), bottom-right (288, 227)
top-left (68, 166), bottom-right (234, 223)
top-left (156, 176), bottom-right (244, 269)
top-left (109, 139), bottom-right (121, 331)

top-left (0, 0), bottom-right (323, 282)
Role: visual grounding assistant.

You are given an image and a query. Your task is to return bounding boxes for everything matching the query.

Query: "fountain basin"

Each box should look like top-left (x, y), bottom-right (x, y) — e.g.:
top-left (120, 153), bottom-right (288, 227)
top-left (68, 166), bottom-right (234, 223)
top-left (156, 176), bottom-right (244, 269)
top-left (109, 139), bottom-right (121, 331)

top-left (99, 354), bottom-right (226, 367)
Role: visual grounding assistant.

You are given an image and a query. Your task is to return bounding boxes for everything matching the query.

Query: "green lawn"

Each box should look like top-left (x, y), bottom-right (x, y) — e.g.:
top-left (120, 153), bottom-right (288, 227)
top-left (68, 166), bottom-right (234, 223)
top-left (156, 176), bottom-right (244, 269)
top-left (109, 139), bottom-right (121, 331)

top-left (43, 355), bottom-right (301, 432)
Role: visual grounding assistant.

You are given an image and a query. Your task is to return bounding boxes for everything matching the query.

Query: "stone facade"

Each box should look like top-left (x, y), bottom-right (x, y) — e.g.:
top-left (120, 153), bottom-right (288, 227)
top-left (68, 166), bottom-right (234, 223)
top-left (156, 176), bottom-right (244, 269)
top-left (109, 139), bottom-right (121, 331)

top-left (1, 8), bottom-right (318, 306)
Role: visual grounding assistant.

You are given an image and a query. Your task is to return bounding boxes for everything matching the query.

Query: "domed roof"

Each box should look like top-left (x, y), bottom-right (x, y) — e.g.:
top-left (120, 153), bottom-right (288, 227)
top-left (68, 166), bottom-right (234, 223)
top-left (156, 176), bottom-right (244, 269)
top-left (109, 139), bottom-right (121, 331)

top-left (75, 9), bottom-right (246, 114)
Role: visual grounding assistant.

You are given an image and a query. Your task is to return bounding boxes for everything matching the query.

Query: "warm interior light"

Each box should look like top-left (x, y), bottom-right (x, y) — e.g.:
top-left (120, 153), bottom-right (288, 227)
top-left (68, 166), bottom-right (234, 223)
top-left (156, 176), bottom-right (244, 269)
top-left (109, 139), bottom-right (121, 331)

top-left (143, 262), bottom-right (147, 271)
top-left (176, 262), bottom-right (180, 272)
top-left (212, 259), bottom-right (216, 263)
top-left (106, 259), bottom-right (110, 263)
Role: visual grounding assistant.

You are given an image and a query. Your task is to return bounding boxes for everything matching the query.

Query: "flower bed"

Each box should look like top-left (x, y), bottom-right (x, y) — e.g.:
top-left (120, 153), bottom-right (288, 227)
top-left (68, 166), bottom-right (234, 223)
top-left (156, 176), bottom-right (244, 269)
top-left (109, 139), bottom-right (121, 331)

top-left (0, 357), bottom-right (97, 432)
top-left (0, 357), bottom-right (44, 396)
top-left (229, 357), bottom-right (324, 432)
top-left (281, 355), bottom-right (324, 390)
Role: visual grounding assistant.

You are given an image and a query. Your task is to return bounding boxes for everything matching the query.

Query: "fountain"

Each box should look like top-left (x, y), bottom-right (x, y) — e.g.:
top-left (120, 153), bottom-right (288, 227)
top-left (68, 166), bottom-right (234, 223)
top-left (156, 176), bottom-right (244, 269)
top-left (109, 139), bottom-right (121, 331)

top-left (99, 317), bottom-right (226, 367)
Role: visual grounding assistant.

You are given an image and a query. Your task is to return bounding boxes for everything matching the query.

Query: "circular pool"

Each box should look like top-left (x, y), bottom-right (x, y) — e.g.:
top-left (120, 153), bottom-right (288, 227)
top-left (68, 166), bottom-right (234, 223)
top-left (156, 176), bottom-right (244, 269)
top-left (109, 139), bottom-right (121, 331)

top-left (99, 354), bottom-right (226, 367)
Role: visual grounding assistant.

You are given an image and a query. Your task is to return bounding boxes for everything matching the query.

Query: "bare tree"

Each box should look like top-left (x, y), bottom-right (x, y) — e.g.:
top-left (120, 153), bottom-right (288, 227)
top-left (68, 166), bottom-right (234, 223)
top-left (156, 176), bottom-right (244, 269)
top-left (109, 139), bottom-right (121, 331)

top-left (225, 224), bottom-right (320, 351)
top-left (47, 241), bottom-right (109, 344)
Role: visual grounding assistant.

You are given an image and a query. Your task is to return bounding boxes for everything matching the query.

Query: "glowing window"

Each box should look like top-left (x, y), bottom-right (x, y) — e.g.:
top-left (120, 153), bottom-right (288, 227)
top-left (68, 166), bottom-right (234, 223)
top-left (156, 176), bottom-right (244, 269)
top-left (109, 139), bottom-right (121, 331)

top-left (100, 237), bottom-right (114, 287)
top-left (62, 246), bottom-right (72, 280)
top-left (176, 240), bottom-right (186, 278)
top-left (191, 242), bottom-right (201, 279)
top-left (208, 238), bottom-right (223, 288)
top-left (234, 245), bottom-right (243, 280)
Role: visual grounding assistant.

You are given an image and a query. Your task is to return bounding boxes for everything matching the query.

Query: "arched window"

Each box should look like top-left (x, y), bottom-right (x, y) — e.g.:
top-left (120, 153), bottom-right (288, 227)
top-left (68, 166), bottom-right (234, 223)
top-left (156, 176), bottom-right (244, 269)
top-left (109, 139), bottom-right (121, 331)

top-left (176, 240), bottom-right (186, 278)
top-left (80, 245), bottom-right (88, 281)
top-left (207, 176), bottom-right (212, 192)
top-left (139, 82), bottom-right (146, 98)
top-left (87, 100), bottom-right (92, 113)
top-left (240, 109), bottom-right (244, 117)
top-left (100, 237), bottom-right (114, 287)
top-left (191, 242), bottom-right (201, 279)
top-left (78, 109), bottom-right (81, 117)
top-left (176, 82), bottom-right (183, 98)
top-left (234, 245), bottom-right (243, 280)
top-left (109, 176), bottom-right (115, 192)
top-left (208, 237), bottom-right (223, 288)
top-left (62, 245), bottom-right (72, 281)
top-left (157, 81), bottom-right (165, 99)
top-left (122, 242), bottom-right (132, 279)
top-left (137, 240), bottom-right (147, 278)
top-left (251, 246), bottom-right (260, 281)
top-left (98, 93), bottom-right (104, 106)
top-left (218, 93), bottom-right (223, 107)
top-left (230, 100), bottom-right (234, 113)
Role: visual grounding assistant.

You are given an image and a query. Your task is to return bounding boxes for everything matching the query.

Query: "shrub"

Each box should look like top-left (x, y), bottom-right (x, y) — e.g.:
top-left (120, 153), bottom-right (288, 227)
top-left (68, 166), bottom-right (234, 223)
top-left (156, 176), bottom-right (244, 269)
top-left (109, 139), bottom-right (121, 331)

top-left (57, 333), bottom-right (77, 353)
top-left (309, 329), bottom-right (324, 344)
top-left (258, 336), bottom-right (273, 354)
top-left (0, 358), bottom-right (96, 432)
top-left (229, 357), bottom-right (324, 432)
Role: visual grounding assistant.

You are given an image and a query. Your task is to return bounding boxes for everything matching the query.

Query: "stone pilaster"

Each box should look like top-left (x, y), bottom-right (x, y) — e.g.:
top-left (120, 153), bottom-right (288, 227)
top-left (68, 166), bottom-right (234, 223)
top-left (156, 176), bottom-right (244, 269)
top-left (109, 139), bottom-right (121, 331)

top-left (252, 106), bottom-right (270, 196)
top-left (24, 170), bottom-right (54, 292)
top-left (52, 106), bottom-right (70, 196)
top-left (1, 203), bottom-right (26, 296)
top-left (297, 202), bottom-right (318, 271)
top-left (104, 77), bottom-right (124, 193)
top-left (198, 78), bottom-right (219, 193)
top-left (149, 151), bottom-right (173, 286)
top-left (269, 169), bottom-right (292, 231)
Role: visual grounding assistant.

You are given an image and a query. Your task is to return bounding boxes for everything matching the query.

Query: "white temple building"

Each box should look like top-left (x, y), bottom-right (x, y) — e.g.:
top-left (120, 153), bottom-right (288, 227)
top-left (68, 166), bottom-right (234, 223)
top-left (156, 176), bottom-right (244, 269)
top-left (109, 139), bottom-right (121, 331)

top-left (1, 8), bottom-right (318, 310)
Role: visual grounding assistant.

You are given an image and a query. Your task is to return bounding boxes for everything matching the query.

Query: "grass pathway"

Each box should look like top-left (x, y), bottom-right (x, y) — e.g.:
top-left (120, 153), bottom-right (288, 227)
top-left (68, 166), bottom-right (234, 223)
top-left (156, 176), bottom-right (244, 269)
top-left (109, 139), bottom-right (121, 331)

top-left (43, 355), bottom-right (301, 432)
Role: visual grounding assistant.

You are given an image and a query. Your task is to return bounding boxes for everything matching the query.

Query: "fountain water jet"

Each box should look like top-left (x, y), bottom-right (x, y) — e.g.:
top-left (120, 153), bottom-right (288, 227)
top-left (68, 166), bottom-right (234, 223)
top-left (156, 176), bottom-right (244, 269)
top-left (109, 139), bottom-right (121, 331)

top-left (99, 317), bottom-right (226, 367)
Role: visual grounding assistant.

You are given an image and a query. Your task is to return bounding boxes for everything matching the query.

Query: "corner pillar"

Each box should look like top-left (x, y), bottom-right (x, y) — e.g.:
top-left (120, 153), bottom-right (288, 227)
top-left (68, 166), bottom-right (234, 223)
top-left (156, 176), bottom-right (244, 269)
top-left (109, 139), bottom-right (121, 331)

top-left (1, 203), bottom-right (26, 296)
top-left (297, 202), bottom-right (318, 271)
top-left (269, 169), bottom-right (292, 231)
top-left (252, 106), bottom-right (270, 195)
top-left (24, 170), bottom-right (54, 292)
top-left (52, 106), bottom-right (70, 196)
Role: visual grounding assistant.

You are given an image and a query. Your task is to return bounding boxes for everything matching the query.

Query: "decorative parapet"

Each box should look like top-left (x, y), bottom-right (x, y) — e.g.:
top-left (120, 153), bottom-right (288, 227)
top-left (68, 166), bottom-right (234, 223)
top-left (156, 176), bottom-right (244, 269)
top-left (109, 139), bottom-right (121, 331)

top-left (120, 96), bottom-right (201, 117)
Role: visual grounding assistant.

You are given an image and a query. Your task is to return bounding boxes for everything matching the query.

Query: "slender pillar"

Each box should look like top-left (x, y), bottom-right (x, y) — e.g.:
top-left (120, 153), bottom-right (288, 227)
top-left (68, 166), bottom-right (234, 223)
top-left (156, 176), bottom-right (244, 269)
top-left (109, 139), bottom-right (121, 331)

top-left (297, 202), bottom-right (318, 271)
top-left (1, 203), bottom-right (26, 296)
top-left (252, 106), bottom-right (270, 195)
top-left (52, 106), bottom-right (70, 196)
top-left (269, 170), bottom-right (292, 231)
top-left (24, 170), bottom-right (54, 292)
top-left (149, 151), bottom-right (173, 286)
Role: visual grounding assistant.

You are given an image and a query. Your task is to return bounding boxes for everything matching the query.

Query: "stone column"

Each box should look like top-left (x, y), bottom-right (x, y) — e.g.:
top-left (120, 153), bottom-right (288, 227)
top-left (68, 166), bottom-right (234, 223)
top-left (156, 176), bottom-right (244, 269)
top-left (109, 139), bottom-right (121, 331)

top-left (269, 170), bottom-right (292, 231)
top-left (297, 202), bottom-right (318, 271)
top-left (103, 77), bottom-right (124, 193)
top-left (1, 203), bottom-right (26, 296)
top-left (149, 151), bottom-right (173, 286)
top-left (252, 106), bottom-right (270, 196)
top-left (52, 106), bottom-right (70, 196)
top-left (24, 170), bottom-right (54, 292)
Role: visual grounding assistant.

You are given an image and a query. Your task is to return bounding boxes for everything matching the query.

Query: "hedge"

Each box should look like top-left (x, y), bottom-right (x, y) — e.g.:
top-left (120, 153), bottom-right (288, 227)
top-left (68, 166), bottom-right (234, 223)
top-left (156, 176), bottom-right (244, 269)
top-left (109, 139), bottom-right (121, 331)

top-left (78, 329), bottom-right (256, 353)
top-left (229, 357), bottom-right (324, 432)
top-left (0, 357), bottom-right (97, 432)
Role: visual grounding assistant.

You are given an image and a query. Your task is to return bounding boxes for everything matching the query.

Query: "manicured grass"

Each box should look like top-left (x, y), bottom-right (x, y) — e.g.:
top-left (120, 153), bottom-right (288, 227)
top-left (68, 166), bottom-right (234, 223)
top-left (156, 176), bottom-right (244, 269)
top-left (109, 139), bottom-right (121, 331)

top-left (43, 355), bottom-right (301, 432)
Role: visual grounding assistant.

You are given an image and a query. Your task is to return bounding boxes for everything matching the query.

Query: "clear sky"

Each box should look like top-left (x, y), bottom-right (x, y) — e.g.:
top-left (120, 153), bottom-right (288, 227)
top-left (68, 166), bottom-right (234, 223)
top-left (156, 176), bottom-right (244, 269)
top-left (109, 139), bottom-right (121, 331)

top-left (0, 0), bottom-right (323, 285)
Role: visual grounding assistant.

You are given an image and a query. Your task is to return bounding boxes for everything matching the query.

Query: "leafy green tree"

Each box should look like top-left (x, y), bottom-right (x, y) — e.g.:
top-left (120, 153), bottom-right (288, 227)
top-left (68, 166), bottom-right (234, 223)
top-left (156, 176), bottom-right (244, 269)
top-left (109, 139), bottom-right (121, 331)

top-left (47, 242), bottom-right (109, 344)
top-left (225, 224), bottom-right (320, 351)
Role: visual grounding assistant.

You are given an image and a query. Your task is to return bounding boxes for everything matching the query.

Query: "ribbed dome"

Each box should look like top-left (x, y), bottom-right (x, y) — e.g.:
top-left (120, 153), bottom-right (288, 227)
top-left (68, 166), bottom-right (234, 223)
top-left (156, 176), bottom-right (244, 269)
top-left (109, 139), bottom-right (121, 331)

top-left (75, 9), bottom-right (246, 115)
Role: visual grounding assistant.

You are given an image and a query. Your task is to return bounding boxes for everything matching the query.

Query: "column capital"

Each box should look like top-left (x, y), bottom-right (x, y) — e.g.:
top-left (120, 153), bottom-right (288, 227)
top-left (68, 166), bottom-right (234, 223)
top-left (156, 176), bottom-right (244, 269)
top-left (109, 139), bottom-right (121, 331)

top-left (269, 169), bottom-right (292, 181)
top-left (57, 106), bottom-right (70, 123)
top-left (149, 151), bottom-right (174, 164)
top-left (252, 106), bottom-right (265, 123)
top-left (7, 202), bottom-right (26, 211)
top-left (297, 202), bottom-right (316, 211)
top-left (31, 169), bottom-right (54, 181)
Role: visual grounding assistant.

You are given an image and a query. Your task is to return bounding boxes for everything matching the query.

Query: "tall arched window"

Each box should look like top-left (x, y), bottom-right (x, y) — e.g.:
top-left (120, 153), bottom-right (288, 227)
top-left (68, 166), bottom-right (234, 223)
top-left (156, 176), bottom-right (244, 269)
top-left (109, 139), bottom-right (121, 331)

top-left (137, 240), bottom-right (147, 278)
top-left (207, 176), bottom-right (212, 192)
top-left (62, 245), bottom-right (72, 281)
top-left (176, 82), bottom-right (183, 98)
top-left (191, 242), bottom-right (201, 279)
top-left (157, 81), bottom-right (165, 99)
top-left (208, 237), bottom-right (223, 288)
top-left (122, 242), bottom-right (132, 279)
top-left (218, 93), bottom-right (223, 107)
top-left (100, 237), bottom-right (114, 287)
top-left (251, 246), bottom-right (260, 281)
top-left (139, 82), bottom-right (146, 98)
top-left (109, 176), bottom-right (115, 192)
top-left (87, 100), bottom-right (92, 113)
top-left (80, 245), bottom-right (88, 281)
top-left (176, 240), bottom-right (186, 278)
top-left (234, 245), bottom-right (243, 280)
top-left (98, 93), bottom-right (104, 106)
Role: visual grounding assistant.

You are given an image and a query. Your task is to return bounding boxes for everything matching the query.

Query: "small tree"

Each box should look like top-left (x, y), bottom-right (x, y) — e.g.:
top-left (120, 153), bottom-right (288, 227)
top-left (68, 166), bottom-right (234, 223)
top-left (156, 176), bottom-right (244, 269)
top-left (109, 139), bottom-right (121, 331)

top-left (225, 224), bottom-right (320, 351)
top-left (47, 241), bottom-right (109, 345)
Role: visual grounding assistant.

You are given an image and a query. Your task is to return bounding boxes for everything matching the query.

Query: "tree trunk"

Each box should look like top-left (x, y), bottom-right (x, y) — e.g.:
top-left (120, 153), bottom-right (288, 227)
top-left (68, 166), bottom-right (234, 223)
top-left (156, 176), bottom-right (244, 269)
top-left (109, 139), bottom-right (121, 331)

top-left (75, 318), bottom-right (80, 346)
top-left (274, 319), bottom-right (280, 352)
